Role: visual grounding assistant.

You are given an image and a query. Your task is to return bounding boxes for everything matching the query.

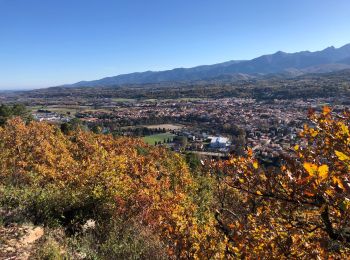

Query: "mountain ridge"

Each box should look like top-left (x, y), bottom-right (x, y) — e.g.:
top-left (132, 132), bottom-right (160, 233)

top-left (63, 43), bottom-right (350, 87)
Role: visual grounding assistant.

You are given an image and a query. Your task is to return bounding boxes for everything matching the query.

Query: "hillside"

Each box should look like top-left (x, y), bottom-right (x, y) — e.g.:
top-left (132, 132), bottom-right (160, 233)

top-left (0, 109), bottom-right (350, 258)
top-left (9, 69), bottom-right (350, 103)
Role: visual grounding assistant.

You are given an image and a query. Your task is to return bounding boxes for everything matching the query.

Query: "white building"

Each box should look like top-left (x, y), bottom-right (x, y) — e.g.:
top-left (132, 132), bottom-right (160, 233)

top-left (209, 136), bottom-right (230, 148)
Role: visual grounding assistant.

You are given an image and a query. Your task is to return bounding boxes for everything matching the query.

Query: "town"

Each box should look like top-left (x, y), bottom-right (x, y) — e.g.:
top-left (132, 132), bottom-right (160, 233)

top-left (24, 95), bottom-right (348, 164)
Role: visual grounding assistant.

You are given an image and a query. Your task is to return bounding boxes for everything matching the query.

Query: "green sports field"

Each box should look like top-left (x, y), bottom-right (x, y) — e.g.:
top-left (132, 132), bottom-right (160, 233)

top-left (143, 133), bottom-right (176, 145)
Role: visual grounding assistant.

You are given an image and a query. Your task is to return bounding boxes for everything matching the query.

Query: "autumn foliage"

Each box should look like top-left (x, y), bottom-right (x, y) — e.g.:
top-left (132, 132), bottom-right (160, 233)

top-left (0, 118), bottom-right (222, 258)
top-left (0, 107), bottom-right (349, 258)
top-left (210, 107), bottom-right (350, 258)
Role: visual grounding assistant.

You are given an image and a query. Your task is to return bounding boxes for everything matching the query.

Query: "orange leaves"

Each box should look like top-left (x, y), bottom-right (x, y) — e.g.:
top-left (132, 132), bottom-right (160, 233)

top-left (322, 106), bottom-right (331, 116)
top-left (303, 190), bottom-right (315, 197)
top-left (0, 118), bottom-right (209, 259)
top-left (247, 148), bottom-right (253, 157)
top-left (0, 119), bottom-right (279, 259)
top-left (211, 107), bottom-right (350, 258)
top-left (2, 107), bottom-right (350, 258)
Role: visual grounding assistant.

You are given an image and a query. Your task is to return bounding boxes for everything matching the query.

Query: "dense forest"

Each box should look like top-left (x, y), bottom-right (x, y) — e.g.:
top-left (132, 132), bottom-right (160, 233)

top-left (0, 106), bottom-right (350, 258)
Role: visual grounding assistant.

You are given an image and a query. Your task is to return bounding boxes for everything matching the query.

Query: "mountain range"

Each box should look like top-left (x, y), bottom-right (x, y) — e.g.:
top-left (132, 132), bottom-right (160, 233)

top-left (65, 43), bottom-right (350, 87)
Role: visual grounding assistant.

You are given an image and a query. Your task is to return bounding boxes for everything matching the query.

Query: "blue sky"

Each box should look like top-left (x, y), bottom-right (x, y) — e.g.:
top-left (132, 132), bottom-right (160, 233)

top-left (1, 0), bottom-right (350, 89)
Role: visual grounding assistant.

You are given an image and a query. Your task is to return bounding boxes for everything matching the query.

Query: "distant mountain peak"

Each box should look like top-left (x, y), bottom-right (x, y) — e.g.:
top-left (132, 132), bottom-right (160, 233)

top-left (324, 46), bottom-right (336, 51)
top-left (274, 51), bottom-right (287, 55)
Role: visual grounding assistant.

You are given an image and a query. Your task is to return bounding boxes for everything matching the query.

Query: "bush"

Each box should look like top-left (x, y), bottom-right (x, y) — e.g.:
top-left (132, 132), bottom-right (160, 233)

top-left (70, 219), bottom-right (168, 259)
top-left (32, 238), bottom-right (65, 260)
top-left (0, 118), bottom-right (213, 258)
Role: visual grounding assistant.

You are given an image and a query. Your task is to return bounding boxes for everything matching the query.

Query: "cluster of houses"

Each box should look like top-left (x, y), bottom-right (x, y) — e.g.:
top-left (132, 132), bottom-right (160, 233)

top-left (33, 110), bottom-right (70, 122)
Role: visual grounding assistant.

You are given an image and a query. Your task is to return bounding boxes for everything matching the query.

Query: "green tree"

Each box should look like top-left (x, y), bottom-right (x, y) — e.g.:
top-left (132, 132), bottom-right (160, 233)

top-left (0, 104), bottom-right (31, 126)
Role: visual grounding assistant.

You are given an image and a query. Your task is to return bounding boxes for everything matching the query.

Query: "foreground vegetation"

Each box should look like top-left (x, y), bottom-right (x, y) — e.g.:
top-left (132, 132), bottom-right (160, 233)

top-left (0, 107), bottom-right (349, 258)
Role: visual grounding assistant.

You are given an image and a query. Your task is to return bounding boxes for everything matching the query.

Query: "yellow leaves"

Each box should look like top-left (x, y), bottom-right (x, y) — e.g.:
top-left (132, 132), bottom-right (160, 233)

top-left (342, 198), bottom-right (350, 211)
top-left (303, 162), bottom-right (318, 176)
top-left (92, 185), bottom-right (104, 199)
top-left (325, 189), bottom-right (334, 196)
top-left (210, 108), bottom-right (350, 258)
top-left (332, 176), bottom-right (344, 190)
top-left (303, 163), bottom-right (329, 181)
top-left (4, 107), bottom-right (350, 259)
top-left (318, 165), bottom-right (329, 181)
top-left (260, 173), bottom-right (267, 181)
top-left (335, 150), bottom-right (349, 161)
top-left (309, 128), bottom-right (318, 137)
top-left (229, 158), bottom-right (237, 164)
top-left (337, 122), bottom-right (349, 136)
